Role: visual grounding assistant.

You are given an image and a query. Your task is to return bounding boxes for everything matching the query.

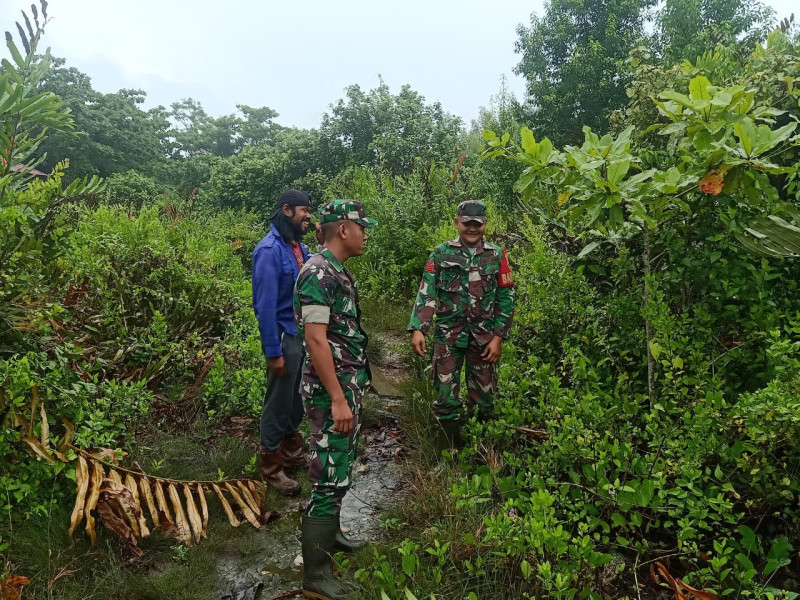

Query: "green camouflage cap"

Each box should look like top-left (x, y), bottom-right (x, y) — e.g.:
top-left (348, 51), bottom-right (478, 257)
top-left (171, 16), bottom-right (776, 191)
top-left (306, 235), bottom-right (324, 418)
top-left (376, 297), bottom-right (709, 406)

top-left (319, 199), bottom-right (378, 228)
top-left (457, 200), bottom-right (487, 224)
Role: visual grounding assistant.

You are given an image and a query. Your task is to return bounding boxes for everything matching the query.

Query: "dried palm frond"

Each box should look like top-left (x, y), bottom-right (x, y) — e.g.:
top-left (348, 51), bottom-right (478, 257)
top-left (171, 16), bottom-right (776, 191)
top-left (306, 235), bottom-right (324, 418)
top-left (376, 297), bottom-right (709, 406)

top-left (8, 389), bottom-right (277, 550)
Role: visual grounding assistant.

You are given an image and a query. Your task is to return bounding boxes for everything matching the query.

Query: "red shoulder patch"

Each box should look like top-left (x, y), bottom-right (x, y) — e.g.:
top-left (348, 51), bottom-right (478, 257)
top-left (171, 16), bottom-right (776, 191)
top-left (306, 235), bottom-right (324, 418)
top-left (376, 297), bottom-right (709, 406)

top-left (497, 249), bottom-right (514, 287)
top-left (426, 260), bottom-right (435, 273)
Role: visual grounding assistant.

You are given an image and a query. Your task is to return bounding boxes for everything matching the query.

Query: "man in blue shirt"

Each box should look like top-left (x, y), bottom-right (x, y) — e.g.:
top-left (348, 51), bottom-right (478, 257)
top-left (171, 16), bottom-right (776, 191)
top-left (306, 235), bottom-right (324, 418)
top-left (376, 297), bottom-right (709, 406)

top-left (252, 189), bottom-right (313, 495)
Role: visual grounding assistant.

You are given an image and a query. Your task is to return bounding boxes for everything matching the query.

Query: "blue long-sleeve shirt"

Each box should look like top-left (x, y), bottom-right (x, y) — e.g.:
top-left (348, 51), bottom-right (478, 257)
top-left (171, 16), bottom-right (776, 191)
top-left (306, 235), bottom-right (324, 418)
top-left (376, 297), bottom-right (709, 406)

top-left (252, 225), bottom-right (311, 358)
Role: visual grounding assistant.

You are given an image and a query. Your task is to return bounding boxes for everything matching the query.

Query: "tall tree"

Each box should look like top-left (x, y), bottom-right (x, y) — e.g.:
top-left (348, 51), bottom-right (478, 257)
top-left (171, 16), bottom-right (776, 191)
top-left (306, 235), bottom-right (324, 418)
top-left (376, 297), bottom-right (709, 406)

top-left (655, 0), bottom-right (775, 63)
top-left (203, 127), bottom-right (325, 211)
top-left (35, 58), bottom-right (169, 177)
top-left (514, 0), bottom-right (652, 146)
top-left (167, 99), bottom-right (282, 159)
top-left (320, 80), bottom-right (463, 176)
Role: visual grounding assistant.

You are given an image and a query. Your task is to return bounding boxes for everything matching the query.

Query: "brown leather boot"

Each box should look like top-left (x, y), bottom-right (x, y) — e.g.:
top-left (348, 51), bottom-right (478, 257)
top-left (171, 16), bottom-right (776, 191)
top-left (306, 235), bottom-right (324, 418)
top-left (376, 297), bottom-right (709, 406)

top-left (260, 449), bottom-right (301, 496)
top-left (281, 432), bottom-right (308, 470)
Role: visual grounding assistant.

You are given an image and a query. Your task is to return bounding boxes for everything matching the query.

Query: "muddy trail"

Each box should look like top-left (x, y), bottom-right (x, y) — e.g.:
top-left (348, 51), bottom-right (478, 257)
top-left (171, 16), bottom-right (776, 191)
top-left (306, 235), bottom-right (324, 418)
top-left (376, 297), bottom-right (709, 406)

top-left (215, 356), bottom-right (408, 600)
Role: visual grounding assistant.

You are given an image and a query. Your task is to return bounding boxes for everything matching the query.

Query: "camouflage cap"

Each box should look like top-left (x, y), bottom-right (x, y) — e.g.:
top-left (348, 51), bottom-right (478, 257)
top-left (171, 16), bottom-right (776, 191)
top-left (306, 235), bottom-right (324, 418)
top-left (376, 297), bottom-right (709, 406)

top-left (319, 200), bottom-right (378, 228)
top-left (457, 200), bottom-right (487, 224)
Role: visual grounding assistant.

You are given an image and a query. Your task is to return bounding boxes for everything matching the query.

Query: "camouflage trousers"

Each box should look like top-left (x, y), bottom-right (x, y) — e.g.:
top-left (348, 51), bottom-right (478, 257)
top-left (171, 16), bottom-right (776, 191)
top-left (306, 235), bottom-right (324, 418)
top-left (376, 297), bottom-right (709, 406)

top-left (302, 379), bottom-right (366, 517)
top-left (432, 337), bottom-right (497, 421)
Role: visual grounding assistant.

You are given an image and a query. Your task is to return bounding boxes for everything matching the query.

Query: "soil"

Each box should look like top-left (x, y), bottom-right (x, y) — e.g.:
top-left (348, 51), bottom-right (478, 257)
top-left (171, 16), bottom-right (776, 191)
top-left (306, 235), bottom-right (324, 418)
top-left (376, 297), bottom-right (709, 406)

top-left (214, 367), bottom-right (408, 600)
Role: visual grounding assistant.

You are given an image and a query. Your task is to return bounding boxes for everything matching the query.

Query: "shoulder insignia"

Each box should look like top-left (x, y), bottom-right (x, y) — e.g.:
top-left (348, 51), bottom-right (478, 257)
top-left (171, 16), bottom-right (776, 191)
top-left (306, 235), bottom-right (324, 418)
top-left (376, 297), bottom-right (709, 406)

top-left (497, 249), bottom-right (514, 287)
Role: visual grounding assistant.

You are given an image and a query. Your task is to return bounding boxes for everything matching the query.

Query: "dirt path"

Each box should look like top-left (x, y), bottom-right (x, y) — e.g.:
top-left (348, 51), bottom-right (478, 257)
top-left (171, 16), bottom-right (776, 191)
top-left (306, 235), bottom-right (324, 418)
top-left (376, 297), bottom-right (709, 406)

top-left (215, 362), bottom-right (407, 600)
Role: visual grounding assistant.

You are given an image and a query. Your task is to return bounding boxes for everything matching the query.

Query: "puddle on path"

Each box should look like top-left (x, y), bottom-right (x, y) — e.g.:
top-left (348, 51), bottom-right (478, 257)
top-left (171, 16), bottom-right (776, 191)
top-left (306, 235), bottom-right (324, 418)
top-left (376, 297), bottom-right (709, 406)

top-left (215, 389), bottom-right (405, 600)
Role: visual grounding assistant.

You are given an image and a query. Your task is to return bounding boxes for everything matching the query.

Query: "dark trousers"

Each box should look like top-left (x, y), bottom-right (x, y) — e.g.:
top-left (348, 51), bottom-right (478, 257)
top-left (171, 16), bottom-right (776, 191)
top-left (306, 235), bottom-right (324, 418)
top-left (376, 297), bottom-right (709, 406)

top-left (260, 333), bottom-right (305, 452)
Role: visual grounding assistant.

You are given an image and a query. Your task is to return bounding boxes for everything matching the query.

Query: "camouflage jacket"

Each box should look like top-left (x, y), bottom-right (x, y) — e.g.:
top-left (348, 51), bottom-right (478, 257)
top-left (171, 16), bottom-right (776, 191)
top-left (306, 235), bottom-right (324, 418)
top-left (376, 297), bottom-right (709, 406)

top-left (294, 249), bottom-right (371, 391)
top-left (408, 238), bottom-right (515, 348)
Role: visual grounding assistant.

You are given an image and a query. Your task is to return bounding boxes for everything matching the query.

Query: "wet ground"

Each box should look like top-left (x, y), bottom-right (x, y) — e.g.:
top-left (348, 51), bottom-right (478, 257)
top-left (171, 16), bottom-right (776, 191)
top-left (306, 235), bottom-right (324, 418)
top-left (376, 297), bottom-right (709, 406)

top-left (216, 376), bottom-right (406, 600)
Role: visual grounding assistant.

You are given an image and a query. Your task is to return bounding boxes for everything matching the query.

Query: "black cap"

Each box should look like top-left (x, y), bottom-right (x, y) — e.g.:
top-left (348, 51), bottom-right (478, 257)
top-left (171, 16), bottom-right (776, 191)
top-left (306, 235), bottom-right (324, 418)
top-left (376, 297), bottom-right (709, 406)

top-left (457, 200), bottom-right (487, 224)
top-left (270, 189), bottom-right (311, 219)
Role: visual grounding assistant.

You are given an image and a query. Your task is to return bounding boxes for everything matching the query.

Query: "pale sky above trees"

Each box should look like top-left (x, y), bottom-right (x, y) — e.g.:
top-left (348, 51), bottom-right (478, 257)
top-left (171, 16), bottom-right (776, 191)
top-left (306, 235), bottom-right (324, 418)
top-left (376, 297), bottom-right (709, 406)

top-left (0, 0), bottom-right (795, 129)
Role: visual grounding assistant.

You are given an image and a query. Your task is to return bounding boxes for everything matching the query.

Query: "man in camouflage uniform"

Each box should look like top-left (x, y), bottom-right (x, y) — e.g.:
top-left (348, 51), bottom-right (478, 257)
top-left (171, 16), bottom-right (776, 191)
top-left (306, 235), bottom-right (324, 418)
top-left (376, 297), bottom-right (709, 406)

top-left (409, 200), bottom-right (515, 447)
top-left (294, 200), bottom-right (377, 600)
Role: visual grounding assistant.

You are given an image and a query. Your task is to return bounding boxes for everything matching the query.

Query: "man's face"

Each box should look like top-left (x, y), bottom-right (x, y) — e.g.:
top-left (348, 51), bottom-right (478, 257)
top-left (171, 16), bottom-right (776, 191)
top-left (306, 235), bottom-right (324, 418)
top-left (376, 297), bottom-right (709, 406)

top-left (454, 218), bottom-right (486, 247)
top-left (287, 205), bottom-right (312, 233)
top-left (342, 220), bottom-right (368, 256)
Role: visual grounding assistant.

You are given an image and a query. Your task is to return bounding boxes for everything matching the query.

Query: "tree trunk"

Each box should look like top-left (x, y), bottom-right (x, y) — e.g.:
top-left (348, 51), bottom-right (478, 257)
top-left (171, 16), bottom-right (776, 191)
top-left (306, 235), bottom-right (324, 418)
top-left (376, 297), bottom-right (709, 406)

top-left (643, 227), bottom-right (655, 407)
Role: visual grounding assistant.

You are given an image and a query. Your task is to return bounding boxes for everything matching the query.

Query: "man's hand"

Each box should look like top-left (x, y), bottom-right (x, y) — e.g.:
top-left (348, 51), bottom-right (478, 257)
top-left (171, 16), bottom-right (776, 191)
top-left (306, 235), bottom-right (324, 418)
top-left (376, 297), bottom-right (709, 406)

top-left (410, 330), bottom-right (427, 357)
top-left (267, 356), bottom-right (287, 376)
top-left (481, 336), bottom-right (503, 363)
top-left (331, 394), bottom-right (354, 434)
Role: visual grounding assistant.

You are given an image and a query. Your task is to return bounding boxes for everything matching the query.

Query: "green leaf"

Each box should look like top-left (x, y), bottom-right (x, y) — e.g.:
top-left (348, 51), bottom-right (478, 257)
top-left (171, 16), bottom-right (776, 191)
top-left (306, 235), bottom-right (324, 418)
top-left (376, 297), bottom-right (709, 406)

top-left (689, 76), bottom-right (713, 102)
top-left (711, 90), bottom-right (732, 107)
top-left (659, 122), bottom-right (687, 136)
top-left (649, 341), bottom-right (661, 359)
top-left (520, 127), bottom-right (538, 155)
top-left (520, 559), bottom-right (532, 578)
top-left (660, 90), bottom-right (693, 109)
top-left (539, 137), bottom-right (553, 161)
top-left (692, 130), bottom-right (713, 153)
top-left (734, 118), bottom-right (757, 156)
top-left (608, 159), bottom-right (630, 185)
top-left (576, 241), bottom-right (601, 259)
top-left (759, 122), bottom-right (797, 154)
top-left (481, 129), bottom-right (499, 142)
top-left (739, 525), bottom-right (759, 555)
top-left (6, 38), bottom-right (27, 70)
top-left (609, 204), bottom-right (623, 228)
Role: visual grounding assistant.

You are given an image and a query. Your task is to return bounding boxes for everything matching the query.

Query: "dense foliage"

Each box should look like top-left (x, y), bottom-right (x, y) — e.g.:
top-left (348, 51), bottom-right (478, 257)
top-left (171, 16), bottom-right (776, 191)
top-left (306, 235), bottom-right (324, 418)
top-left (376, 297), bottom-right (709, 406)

top-left (2, 2), bottom-right (800, 599)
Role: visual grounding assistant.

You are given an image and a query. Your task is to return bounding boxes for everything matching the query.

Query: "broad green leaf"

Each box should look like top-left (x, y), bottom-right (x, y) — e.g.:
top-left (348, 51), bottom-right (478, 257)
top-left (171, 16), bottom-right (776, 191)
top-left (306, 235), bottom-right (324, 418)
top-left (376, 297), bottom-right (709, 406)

top-left (710, 90), bottom-right (732, 107)
top-left (649, 341), bottom-right (661, 359)
top-left (609, 204), bottom-right (623, 228)
top-left (576, 241), bottom-right (600, 259)
top-left (6, 39), bottom-right (27, 70)
top-left (580, 159), bottom-right (604, 172)
top-left (520, 559), bottom-right (532, 578)
top-left (692, 130), bottom-right (713, 152)
top-left (689, 76), bottom-right (713, 102)
top-left (658, 122), bottom-right (687, 136)
top-left (660, 90), bottom-right (693, 109)
top-left (539, 137), bottom-right (553, 161)
top-left (520, 127), bottom-right (538, 155)
top-left (626, 169), bottom-right (656, 186)
top-left (607, 159), bottom-right (630, 185)
top-left (665, 167), bottom-right (681, 187)
top-left (734, 118), bottom-right (757, 156)
top-left (757, 122), bottom-right (797, 154)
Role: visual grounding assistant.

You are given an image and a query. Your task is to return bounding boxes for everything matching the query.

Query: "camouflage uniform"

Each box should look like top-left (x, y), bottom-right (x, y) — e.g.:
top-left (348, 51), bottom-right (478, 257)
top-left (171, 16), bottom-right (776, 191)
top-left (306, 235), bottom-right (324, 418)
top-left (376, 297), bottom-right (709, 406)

top-left (409, 202), bottom-right (515, 421)
top-left (294, 201), bottom-right (377, 517)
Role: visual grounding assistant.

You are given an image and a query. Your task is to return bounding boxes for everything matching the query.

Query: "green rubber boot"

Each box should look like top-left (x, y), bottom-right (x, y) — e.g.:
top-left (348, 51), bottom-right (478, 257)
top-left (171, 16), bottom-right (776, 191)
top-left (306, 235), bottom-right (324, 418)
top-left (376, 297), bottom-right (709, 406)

top-left (301, 514), bottom-right (351, 600)
top-left (439, 418), bottom-right (462, 451)
top-left (334, 515), bottom-right (367, 552)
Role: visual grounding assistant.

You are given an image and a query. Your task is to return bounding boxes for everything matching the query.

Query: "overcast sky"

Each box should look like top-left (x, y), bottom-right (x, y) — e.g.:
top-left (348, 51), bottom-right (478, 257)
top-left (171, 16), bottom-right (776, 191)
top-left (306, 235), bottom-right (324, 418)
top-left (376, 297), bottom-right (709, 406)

top-left (1, 0), bottom-right (796, 130)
